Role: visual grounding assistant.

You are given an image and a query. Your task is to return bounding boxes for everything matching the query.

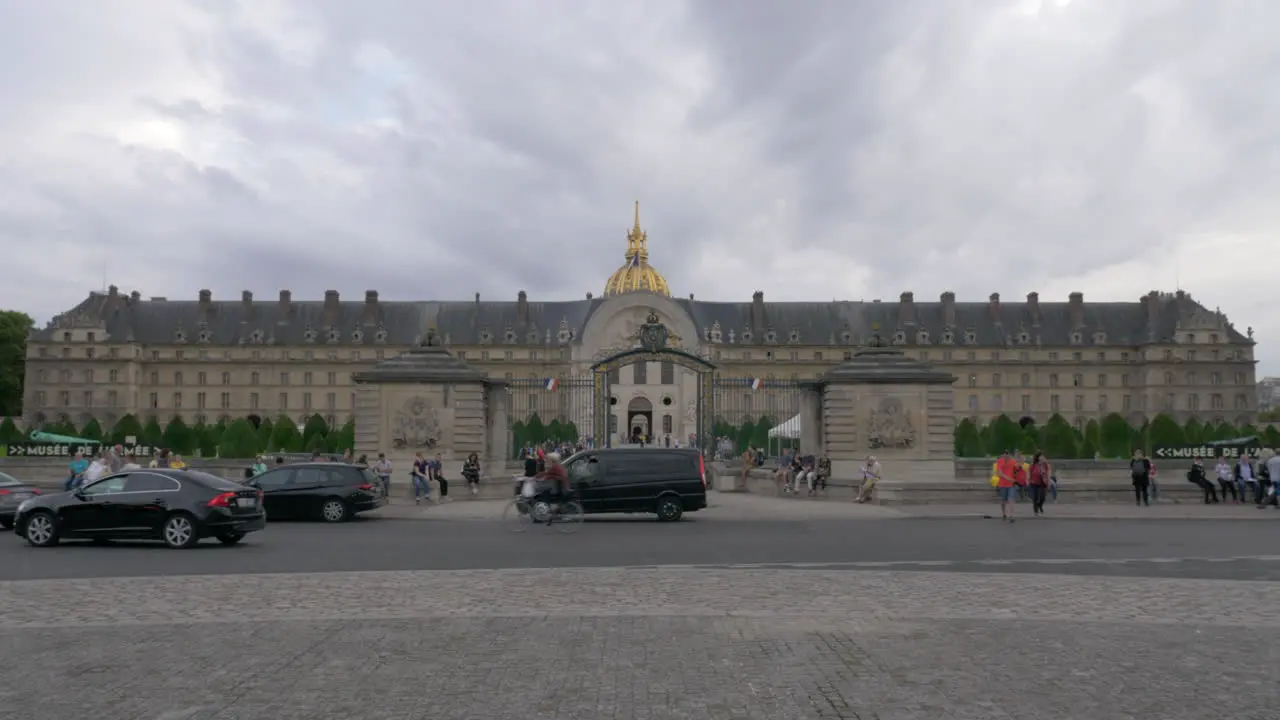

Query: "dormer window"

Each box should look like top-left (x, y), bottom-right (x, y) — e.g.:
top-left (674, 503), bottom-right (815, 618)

top-left (839, 330), bottom-right (852, 344)
top-left (964, 329), bottom-right (978, 344)
top-left (788, 329), bottom-right (801, 343)
top-left (478, 328), bottom-right (493, 344)
top-left (174, 329), bottom-right (187, 344)
top-left (374, 327), bottom-right (388, 343)
top-left (557, 328), bottom-right (571, 343)
top-left (727, 329), bottom-right (736, 343)
top-left (1070, 331), bottom-right (1083, 345)
top-left (503, 328), bottom-right (517, 343)
top-left (1017, 331), bottom-right (1030, 344)
top-left (892, 331), bottom-right (907, 345)
top-left (351, 328), bottom-right (364, 343)
top-left (917, 330), bottom-right (930, 345)
top-left (303, 327), bottom-right (317, 343)
top-left (741, 329), bottom-right (753, 342)
top-left (941, 330), bottom-right (954, 345)
top-left (197, 328), bottom-right (212, 343)
top-left (250, 329), bottom-right (264, 344)
top-left (324, 327), bottom-right (339, 343)
top-left (764, 329), bottom-right (777, 343)
top-left (527, 330), bottom-right (540, 344)
top-left (710, 322), bottom-right (722, 343)
top-left (1093, 331), bottom-right (1107, 344)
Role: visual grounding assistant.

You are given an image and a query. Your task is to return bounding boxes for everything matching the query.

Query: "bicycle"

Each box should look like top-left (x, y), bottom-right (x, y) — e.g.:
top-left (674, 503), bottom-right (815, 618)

top-left (503, 493), bottom-right (584, 534)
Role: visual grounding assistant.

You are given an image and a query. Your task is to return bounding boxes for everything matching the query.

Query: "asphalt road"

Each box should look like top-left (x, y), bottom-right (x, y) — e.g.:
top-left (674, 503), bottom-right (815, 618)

top-left (4, 514), bottom-right (1278, 582)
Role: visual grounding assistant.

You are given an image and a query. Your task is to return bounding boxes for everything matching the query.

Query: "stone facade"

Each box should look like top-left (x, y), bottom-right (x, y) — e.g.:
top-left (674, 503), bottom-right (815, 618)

top-left (18, 208), bottom-right (1261, 439)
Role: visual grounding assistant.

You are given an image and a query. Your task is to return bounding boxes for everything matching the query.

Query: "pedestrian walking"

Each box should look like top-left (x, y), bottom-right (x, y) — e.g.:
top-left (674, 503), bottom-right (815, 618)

top-left (994, 451), bottom-right (1017, 522)
top-left (1028, 452), bottom-right (1050, 515)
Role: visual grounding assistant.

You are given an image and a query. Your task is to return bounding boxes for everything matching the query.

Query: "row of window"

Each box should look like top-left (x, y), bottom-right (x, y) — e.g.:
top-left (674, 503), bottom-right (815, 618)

top-left (965, 392), bottom-right (1251, 413)
top-left (964, 370), bottom-right (1250, 389)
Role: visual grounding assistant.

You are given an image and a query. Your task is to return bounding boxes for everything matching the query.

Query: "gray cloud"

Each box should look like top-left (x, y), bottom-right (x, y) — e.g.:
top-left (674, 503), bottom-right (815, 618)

top-left (0, 0), bottom-right (1277, 373)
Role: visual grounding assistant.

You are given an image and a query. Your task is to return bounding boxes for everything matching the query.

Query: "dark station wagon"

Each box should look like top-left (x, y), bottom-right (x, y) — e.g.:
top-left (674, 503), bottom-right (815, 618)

top-left (245, 462), bottom-right (387, 522)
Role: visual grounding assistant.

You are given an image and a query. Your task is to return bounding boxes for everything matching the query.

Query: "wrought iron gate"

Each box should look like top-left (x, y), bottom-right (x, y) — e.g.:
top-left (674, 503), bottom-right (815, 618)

top-left (505, 376), bottom-right (596, 457)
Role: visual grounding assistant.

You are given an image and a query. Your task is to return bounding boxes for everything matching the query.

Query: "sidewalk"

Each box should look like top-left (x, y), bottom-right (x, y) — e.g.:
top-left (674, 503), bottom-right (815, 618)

top-left (901, 501), bottom-right (1280, 520)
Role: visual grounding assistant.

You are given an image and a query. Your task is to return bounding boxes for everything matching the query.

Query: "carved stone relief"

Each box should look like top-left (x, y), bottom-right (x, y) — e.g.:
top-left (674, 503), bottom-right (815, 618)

top-left (867, 397), bottom-right (915, 450)
top-left (391, 396), bottom-right (443, 449)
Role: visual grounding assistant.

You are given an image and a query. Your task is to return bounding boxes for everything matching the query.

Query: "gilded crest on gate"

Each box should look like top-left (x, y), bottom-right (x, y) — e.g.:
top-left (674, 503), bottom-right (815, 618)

top-left (392, 396), bottom-right (442, 449)
top-left (638, 310), bottom-right (670, 352)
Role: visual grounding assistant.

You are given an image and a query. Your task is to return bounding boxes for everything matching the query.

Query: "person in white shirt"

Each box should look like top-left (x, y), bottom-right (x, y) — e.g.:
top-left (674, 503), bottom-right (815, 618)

top-left (121, 453), bottom-right (142, 470)
top-left (81, 456), bottom-right (108, 488)
top-left (1261, 450), bottom-right (1280, 508)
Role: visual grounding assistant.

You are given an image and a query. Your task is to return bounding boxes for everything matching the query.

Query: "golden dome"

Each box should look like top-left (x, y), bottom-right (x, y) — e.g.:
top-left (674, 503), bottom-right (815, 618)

top-left (603, 201), bottom-right (672, 297)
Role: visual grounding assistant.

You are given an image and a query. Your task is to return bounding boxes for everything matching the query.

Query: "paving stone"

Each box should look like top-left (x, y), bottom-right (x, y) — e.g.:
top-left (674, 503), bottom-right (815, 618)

top-left (0, 569), bottom-right (1275, 719)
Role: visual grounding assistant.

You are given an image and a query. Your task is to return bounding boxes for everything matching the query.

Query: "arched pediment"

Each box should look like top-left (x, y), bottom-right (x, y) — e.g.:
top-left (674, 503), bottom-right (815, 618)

top-left (578, 292), bottom-right (700, 361)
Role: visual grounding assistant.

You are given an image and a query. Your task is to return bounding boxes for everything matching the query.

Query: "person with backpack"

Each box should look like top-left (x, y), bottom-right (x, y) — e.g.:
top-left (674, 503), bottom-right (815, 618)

top-left (1129, 450), bottom-right (1152, 507)
top-left (1189, 457), bottom-right (1218, 504)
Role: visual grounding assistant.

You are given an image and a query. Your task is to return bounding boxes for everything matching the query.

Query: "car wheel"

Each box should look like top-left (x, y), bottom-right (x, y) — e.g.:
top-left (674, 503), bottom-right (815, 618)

top-left (216, 531), bottom-right (245, 546)
top-left (655, 496), bottom-right (684, 522)
top-left (320, 498), bottom-right (350, 523)
top-left (23, 511), bottom-right (60, 547)
top-left (161, 513), bottom-right (200, 549)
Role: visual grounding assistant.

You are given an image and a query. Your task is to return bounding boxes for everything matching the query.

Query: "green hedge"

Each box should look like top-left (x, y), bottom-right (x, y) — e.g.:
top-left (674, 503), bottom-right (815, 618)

top-left (955, 413), bottom-right (1280, 459)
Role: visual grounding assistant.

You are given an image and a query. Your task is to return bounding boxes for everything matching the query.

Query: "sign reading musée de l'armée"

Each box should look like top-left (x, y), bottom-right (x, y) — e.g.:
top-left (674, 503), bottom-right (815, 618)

top-left (1, 443), bottom-right (156, 458)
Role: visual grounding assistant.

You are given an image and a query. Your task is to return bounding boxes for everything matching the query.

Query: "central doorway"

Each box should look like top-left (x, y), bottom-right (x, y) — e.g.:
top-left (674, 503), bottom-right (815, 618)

top-left (626, 396), bottom-right (653, 444)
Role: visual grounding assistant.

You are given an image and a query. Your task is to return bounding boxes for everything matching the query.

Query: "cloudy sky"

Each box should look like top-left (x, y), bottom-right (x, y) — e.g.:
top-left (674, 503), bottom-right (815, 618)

top-left (1, 0), bottom-right (1276, 373)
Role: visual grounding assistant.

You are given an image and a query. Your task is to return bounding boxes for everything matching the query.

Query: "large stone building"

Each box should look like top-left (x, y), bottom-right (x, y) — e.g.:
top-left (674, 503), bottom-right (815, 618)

top-left (22, 204), bottom-right (1260, 447)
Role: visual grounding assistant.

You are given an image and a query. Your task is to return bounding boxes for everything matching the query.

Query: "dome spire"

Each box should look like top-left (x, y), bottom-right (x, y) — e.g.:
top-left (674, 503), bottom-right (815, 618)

top-left (604, 199), bottom-right (670, 298)
top-left (626, 199), bottom-right (649, 262)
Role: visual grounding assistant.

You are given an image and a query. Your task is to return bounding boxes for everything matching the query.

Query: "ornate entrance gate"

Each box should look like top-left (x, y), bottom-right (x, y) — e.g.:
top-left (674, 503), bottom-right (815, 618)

top-left (590, 311), bottom-right (716, 453)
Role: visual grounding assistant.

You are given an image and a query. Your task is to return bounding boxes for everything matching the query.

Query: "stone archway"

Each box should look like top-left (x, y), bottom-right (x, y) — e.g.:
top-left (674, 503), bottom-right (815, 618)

top-left (626, 396), bottom-right (653, 443)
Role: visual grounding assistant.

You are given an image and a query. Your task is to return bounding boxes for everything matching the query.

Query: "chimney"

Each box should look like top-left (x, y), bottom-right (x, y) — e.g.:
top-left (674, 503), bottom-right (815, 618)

top-left (751, 290), bottom-right (766, 331)
top-left (941, 291), bottom-right (956, 327)
top-left (278, 290), bottom-right (292, 322)
top-left (108, 284), bottom-right (118, 299)
top-left (1068, 291), bottom-right (1084, 329)
top-left (198, 289), bottom-right (212, 324)
top-left (898, 291), bottom-right (916, 327)
top-left (104, 284), bottom-right (121, 313)
top-left (988, 292), bottom-right (1001, 324)
top-left (517, 290), bottom-right (529, 325)
top-left (474, 292), bottom-right (480, 305)
top-left (1145, 290), bottom-right (1161, 332)
top-left (241, 291), bottom-right (253, 321)
top-left (323, 290), bottom-right (340, 327)
top-left (363, 290), bottom-right (379, 325)
top-left (1026, 292), bottom-right (1041, 325)
top-left (129, 290), bottom-right (141, 303)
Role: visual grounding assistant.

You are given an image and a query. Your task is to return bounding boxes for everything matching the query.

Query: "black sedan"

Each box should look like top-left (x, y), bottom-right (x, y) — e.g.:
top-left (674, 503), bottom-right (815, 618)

top-left (12, 469), bottom-right (266, 549)
top-left (246, 462), bottom-right (386, 522)
top-left (0, 471), bottom-right (42, 530)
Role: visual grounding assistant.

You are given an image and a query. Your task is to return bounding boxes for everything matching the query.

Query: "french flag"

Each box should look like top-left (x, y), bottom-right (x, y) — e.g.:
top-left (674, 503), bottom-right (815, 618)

top-left (749, 378), bottom-right (763, 390)
top-left (545, 378), bottom-right (560, 391)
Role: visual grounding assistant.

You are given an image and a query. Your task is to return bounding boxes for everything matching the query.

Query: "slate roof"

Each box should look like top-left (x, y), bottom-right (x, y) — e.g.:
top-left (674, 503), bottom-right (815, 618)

top-left (34, 288), bottom-right (1253, 348)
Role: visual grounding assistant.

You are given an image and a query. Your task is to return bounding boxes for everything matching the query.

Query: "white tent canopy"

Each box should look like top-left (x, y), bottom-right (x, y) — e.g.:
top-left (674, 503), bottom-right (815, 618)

top-left (768, 414), bottom-right (802, 440)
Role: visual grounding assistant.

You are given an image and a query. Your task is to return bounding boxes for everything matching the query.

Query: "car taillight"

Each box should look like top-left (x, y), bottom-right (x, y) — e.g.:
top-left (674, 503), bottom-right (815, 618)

top-left (357, 483), bottom-right (375, 491)
top-left (699, 456), bottom-right (707, 488)
top-left (0, 489), bottom-right (9, 495)
top-left (32, 489), bottom-right (40, 495)
top-left (208, 492), bottom-right (236, 508)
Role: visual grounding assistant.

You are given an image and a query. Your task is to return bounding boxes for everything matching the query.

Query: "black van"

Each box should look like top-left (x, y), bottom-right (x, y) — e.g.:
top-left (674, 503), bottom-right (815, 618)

top-left (563, 447), bottom-right (708, 521)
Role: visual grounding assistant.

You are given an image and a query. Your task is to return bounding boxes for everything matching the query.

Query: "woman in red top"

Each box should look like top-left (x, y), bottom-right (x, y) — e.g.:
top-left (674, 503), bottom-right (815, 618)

top-left (1028, 451), bottom-right (1050, 515)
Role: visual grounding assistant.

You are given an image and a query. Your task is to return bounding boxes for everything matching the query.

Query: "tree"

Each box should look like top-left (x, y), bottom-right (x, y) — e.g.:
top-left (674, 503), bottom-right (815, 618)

top-left (255, 417), bottom-right (274, 453)
top-left (196, 422), bottom-right (220, 457)
top-left (1083, 419), bottom-right (1101, 454)
top-left (1098, 414), bottom-right (1132, 458)
top-left (41, 418), bottom-right (77, 436)
top-left (141, 416), bottom-right (164, 447)
top-left (562, 420), bottom-right (580, 443)
top-left (510, 420), bottom-right (527, 456)
top-left (985, 415), bottom-right (1024, 455)
top-left (269, 415), bottom-right (303, 453)
top-left (1262, 424), bottom-right (1280, 448)
top-left (547, 418), bottom-right (564, 443)
top-left (0, 417), bottom-right (22, 444)
top-left (217, 418), bottom-right (259, 459)
top-left (328, 417), bottom-right (355, 454)
top-left (750, 415), bottom-right (774, 449)
top-left (1146, 413), bottom-right (1186, 448)
top-left (80, 418), bottom-right (104, 442)
top-left (1183, 417), bottom-right (1204, 445)
top-left (109, 414), bottom-right (143, 445)
top-left (1040, 414), bottom-right (1079, 459)
top-left (304, 432), bottom-right (329, 453)
top-left (301, 413), bottom-right (329, 446)
top-left (524, 413), bottom-right (546, 446)
top-left (162, 417), bottom-right (195, 454)
top-left (0, 310), bottom-right (34, 417)
top-left (736, 419), bottom-right (755, 452)
top-left (953, 418), bottom-right (984, 457)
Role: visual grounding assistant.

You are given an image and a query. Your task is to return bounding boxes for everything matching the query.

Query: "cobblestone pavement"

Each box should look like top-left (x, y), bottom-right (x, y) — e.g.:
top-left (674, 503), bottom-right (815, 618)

top-left (2, 568), bottom-right (1276, 719)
